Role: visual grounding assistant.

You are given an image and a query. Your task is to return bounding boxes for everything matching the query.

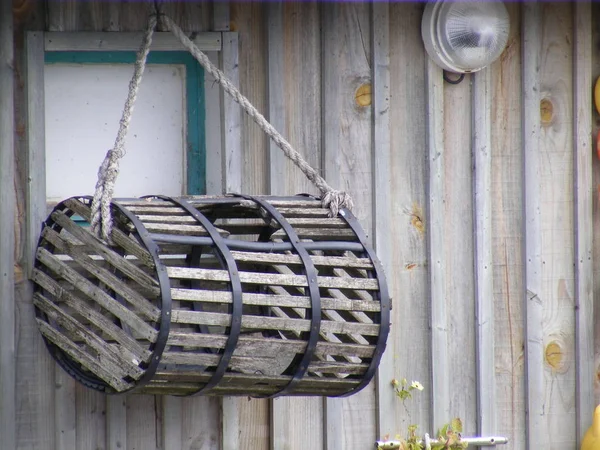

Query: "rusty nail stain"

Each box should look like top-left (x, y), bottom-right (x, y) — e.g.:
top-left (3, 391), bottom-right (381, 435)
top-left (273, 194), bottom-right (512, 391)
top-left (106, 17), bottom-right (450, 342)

top-left (355, 84), bottom-right (372, 107)
top-left (405, 263), bottom-right (417, 270)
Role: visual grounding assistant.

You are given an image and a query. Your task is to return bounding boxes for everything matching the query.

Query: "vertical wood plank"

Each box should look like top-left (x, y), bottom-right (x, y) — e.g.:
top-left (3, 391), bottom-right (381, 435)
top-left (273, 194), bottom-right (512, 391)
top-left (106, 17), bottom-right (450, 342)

top-left (76, 386), bottom-right (106, 450)
top-left (0, 3), bottom-right (16, 447)
top-left (540, 3), bottom-right (576, 448)
top-left (204, 51), bottom-right (224, 195)
top-left (126, 395), bottom-right (156, 450)
top-left (18, 25), bottom-right (55, 450)
top-left (490, 4), bottom-right (525, 448)
top-left (371, 0), bottom-right (393, 441)
top-left (212, 1), bottom-right (231, 32)
top-left (426, 58), bottom-right (450, 432)
top-left (231, 2), bottom-right (268, 195)
top-left (220, 31), bottom-right (242, 194)
top-left (162, 396), bottom-right (183, 450)
top-left (321, 3), bottom-right (375, 449)
top-left (55, 371), bottom-right (76, 449)
top-left (522, 3), bottom-right (545, 447)
top-left (443, 72), bottom-right (476, 431)
top-left (573, 2), bottom-right (594, 446)
top-left (472, 67), bottom-right (496, 440)
top-left (181, 396), bottom-right (220, 450)
top-left (107, 396), bottom-right (127, 450)
top-left (376, 3), bottom-right (431, 440)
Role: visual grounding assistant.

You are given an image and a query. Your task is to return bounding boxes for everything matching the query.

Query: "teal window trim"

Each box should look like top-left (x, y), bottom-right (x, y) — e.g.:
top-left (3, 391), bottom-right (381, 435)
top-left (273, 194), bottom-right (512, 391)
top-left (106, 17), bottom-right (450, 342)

top-left (45, 51), bottom-right (206, 195)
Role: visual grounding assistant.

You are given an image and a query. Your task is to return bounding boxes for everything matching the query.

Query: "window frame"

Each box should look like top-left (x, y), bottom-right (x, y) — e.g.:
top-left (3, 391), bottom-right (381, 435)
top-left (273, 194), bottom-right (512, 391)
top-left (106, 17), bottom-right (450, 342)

top-left (26, 31), bottom-right (241, 272)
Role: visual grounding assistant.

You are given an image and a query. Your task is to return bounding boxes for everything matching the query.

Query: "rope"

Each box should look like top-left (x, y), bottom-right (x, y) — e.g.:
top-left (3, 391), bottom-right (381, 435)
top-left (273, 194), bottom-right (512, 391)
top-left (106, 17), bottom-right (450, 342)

top-left (160, 15), bottom-right (353, 216)
top-left (91, 12), bottom-right (353, 242)
top-left (90, 14), bottom-right (157, 242)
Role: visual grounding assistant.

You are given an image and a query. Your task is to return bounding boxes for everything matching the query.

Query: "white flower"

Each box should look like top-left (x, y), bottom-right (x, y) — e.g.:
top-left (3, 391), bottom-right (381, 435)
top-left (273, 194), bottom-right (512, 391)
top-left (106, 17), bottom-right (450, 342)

top-left (410, 381), bottom-right (424, 391)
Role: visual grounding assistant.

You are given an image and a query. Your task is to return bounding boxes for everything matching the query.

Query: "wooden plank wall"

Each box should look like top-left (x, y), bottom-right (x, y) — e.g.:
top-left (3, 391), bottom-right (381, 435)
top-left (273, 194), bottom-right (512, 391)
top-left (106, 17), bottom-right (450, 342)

top-left (12, 1), bottom-right (596, 449)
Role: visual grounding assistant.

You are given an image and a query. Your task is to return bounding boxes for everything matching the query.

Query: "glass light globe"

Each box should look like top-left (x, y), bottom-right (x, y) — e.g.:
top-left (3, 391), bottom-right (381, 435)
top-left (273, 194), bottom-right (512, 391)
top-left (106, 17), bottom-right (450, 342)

top-left (422, 1), bottom-right (510, 73)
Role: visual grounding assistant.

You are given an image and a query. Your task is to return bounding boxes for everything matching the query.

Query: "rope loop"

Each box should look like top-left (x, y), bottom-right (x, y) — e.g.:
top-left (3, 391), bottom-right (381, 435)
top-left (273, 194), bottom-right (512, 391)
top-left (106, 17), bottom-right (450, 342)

top-left (91, 11), bottom-right (352, 242)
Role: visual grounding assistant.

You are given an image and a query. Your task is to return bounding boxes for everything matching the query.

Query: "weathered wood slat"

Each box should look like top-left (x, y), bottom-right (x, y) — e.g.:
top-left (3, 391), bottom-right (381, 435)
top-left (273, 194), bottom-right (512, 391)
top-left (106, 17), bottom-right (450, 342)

top-left (32, 269), bottom-right (150, 361)
top-left (34, 293), bottom-right (143, 379)
top-left (41, 227), bottom-right (161, 322)
top-left (37, 320), bottom-right (132, 392)
top-left (170, 288), bottom-right (380, 312)
top-left (229, 250), bottom-right (373, 269)
top-left (171, 310), bottom-right (379, 336)
top-left (270, 228), bottom-right (356, 240)
top-left (63, 198), bottom-right (155, 268)
top-left (167, 267), bottom-right (379, 290)
top-left (51, 210), bottom-right (160, 292)
top-left (133, 222), bottom-right (228, 237)
top-left (166, 331), bottom-right (375, 358)
top-left (36, 247), bottom-right (158, 342)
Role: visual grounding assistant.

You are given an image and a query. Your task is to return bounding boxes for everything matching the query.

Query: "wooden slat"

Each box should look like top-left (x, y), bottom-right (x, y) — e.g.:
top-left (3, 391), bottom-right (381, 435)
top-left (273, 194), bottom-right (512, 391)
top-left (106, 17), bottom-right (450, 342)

top-left (222, 31), bottom-right (242, 195)
top-left (36, 247), bottom-right (158, 342)
top-left (171, 310), bottom-right (380, 336)
top-left (171, 288), bottom-right (380, 312)
top-left (230, 250), bottom-right (373, 269)
top-left (51, 210), bottom-right (160, 292)
top-left (34, 293), bottom-right (143, 379)
top-left (44, 31), bottom-right (222, 51)
top-left (167, 266), bottom-right (379, 290)
top-left (472, 66), bottom-right (496, 439)
top-left (270, 228), bottom-right (356, 240)
top-left (574, 1), bottom-right (594, 446)
top-left (36, 320), bottom-right (132, 392)
top-left (523, 2), bottom-right (549, 447)
top-left (107, 396), bottom-right (127, 450)
top-left (426, 55), bottom-right (450, 431)
top-left (63, 198), bottom-right (155, 268)
top-left (0, 3), bottom-right (16, 447)
top-left (33, 269), bottom-right (150, 361)
top-left (167, 331), bottom-right (374, 358)
top-left (41, 227), bottom-right (161, 322)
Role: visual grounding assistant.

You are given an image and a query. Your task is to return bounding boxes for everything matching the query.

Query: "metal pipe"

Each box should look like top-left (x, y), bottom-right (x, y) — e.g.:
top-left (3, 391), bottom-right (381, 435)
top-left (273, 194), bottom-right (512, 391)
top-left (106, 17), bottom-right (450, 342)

top-left (149, 233), bottom-right (366, 253)
top-left (375, 436), bottom-right (508, 449)
top-left (0, 0), bottom-right (16, 446)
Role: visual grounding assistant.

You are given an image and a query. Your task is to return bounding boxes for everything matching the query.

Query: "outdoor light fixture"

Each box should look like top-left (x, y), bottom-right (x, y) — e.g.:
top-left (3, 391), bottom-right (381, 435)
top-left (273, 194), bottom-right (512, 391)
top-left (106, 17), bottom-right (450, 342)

top-left (421, 1), bottom-right (510, 74)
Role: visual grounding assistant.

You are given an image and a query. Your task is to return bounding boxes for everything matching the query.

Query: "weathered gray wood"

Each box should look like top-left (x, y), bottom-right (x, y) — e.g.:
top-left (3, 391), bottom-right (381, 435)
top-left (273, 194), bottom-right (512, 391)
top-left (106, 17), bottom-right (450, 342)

top-left (573, 2), bottom-right (594, 446)
top-left (63, 198), bottom-right (156, 268)
top-left (76, 386), bottom-right (106, 450)
top-left (34, 293), bottom-right (142, 379)
top-left (171, 288), bottom-right (380, 311)
top-left (0, 4), bottom-right (15, 447)
top-left (36, 247), bottom-right (158, 342)
top-left (489, 4), bottom-right (525, 447)
top-left (181, 396), bottom-right (220, 450)
top-left (41, 227), bottom-right (161, 321)
top-left (230, 250), bottom-right (373, 269)
top-left (167, 331), bottom-right (374, 357)
top-left (32, 269), bottom-right (150, 361)
top-left (472, 66), bottom-right (495, 439)
top-left (167, 266), bottom-right (379, 290)
top-left (221, 31), bottom-right (242, 194)
top-left (426, 56), bottom-right (450, 431)
top-left (50, 210), bottom-right (159, 292)
top-left (371, 0), bottom-right (392, 441)
top-left (107, 396), bottom-right (127, 450)
top-left (212, 1), bottom-right (230, 31)
top-left (162, 396), bottom-right (183, 450)
top-left (36, 320), bottom-right (132, 391)
top-left (44, 32), bottom-right (222, 52)
top-left (126, 396), bottom-right (156, 450)
top-left (171, 310), bottom-right (380, 336)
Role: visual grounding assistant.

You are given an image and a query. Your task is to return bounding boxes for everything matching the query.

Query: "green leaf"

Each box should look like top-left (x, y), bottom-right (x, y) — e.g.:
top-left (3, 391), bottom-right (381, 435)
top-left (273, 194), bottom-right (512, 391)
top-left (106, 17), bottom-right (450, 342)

top-left (450, 418), bottom-right (463, 433)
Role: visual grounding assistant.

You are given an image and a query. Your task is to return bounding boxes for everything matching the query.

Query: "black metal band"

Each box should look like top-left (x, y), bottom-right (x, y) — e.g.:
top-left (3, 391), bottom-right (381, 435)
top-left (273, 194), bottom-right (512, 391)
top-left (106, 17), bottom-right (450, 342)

top-left (159, 196), bottom-right (243, 395)
top-left (236, 194), bottom-right (322, 397)
top-left (334, 207), bottom-right (391, 397)
top-left (111, 200), bottom-right (173, 392)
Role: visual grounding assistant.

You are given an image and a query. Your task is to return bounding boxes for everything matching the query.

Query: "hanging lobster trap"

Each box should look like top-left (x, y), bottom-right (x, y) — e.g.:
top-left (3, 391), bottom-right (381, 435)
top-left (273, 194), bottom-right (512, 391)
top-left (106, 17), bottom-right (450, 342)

top-left (32, 11), bottom-right (390, 397)
top-left (33, 194), bottom-right (389, 396)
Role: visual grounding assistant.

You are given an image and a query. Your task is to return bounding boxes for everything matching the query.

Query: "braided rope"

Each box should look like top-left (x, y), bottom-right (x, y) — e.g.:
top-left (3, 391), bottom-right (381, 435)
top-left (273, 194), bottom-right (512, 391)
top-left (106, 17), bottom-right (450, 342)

top-left (90, 14), bottom-right (157, 242)
top-left (160, 15), bottom-right (353, 217)
top-left (91, 12), bottom-right (353, 242)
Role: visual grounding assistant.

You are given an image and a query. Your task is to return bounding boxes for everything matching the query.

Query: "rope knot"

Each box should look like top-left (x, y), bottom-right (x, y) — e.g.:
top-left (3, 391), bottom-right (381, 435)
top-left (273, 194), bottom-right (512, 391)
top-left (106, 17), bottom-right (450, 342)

top-left (321, 189), bottom-right (354, 218)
